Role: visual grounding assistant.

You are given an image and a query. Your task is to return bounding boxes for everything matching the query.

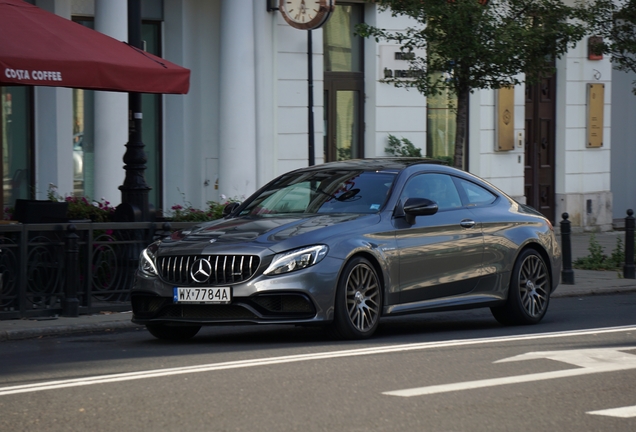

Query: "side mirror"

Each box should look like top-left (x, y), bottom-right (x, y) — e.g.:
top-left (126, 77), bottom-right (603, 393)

top-left (222, 202), bottom-right (240, 217)
top-left (403, 197), bottom-right (438, 225)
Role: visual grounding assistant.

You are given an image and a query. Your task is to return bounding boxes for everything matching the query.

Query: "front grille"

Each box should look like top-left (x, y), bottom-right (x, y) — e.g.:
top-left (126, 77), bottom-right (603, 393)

top-left (157, 255), bottom-right (260, 286)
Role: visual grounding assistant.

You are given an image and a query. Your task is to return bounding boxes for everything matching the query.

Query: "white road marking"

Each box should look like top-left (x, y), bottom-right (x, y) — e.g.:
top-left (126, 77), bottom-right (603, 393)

top-left (1, 325), bottom-right (635, 397)
top-left (588, 405), bottom-right (636, 418)
top-left (384, 347), bottom-right (636, 397)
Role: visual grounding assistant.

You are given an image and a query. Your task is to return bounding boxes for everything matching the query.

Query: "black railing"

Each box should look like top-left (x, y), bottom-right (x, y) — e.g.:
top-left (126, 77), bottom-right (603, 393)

top-left (0, 221), bottom-right (197, 320)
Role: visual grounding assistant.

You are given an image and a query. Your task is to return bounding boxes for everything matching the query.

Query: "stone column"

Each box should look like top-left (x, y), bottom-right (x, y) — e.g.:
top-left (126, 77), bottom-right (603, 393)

top-left (219, 0), bottom-right (257, 199)
top-left (94, 0), bottom-right (128, 205)
top-left (34, 0), bottom-right (73, 199)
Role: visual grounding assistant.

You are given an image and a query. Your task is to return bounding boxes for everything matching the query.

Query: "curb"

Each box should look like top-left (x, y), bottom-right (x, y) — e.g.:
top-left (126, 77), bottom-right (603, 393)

top-left (552, 286), bottom-right (636, 298)
top-left (0, 320), bottom-right (142, 342)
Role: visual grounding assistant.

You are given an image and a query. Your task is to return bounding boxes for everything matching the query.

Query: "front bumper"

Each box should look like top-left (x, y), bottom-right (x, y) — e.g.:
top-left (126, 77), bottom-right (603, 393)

top-left (131, 256), bottom-right (343, 326)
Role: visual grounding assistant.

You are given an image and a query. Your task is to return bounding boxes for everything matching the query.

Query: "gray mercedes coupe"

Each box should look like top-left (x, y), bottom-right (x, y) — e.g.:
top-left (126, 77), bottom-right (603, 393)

top-left (132, 158), bottom-right (561, 340)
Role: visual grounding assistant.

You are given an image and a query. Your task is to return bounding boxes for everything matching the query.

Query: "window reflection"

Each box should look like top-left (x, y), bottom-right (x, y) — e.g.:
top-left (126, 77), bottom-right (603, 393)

top-left (73, 19), bottom-right (95, 198)
top-left (73, 88), bottom-right (93, 197)
top-left (2, 86), bottom-right (32, 212)
top-left (336, 91), bottom-right (359, 160)
top-left (323, 5), bottom-right (362, 73)
top-left (426, 70), bottom-right (457, 166)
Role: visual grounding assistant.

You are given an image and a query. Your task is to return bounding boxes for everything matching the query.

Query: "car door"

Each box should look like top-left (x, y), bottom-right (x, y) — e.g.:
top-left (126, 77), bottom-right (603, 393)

top-left (393, 173), bottom-right (484, 304)
top-left (452, 175), bottom-right (505, 278)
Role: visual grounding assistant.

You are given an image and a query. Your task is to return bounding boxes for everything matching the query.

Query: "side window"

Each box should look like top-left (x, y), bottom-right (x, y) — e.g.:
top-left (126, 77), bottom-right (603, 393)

top-left (400, 173), bottom-right (462, 211)
top-left (456, 178), bottom-right (497, 207)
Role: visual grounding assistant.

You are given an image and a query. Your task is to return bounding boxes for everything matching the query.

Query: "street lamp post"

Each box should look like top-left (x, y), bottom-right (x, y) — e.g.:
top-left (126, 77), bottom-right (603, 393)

top-left (116, 0), bottom-right (152, 222)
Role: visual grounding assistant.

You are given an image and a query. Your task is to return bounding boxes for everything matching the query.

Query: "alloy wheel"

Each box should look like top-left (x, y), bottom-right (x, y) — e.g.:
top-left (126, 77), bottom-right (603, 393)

top-left (345, 263), bottom-right (381, 332)
top-left (517, 254), bottom-right (549, 318)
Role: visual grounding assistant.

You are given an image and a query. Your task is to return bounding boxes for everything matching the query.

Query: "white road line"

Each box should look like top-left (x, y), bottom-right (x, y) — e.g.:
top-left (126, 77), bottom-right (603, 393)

top-left (384, 346), bottom-right (636, 397)
top-left (1, 325), bottom-right (635, 397)
top-left (384, 368), bottom-right (595, 397)
top-left (588, 405), bottom-right (636, 418)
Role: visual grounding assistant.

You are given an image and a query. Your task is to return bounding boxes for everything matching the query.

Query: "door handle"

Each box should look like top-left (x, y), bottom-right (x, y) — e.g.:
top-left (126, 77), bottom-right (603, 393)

top-left (460, 219), bottom-right (476, 228)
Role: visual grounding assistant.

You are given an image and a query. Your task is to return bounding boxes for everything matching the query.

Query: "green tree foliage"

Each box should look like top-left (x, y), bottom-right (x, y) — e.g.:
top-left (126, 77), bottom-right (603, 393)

top-left (357, 0), bottom-right (597, 168)
top-left (589, 0), bottom-right (636, 94)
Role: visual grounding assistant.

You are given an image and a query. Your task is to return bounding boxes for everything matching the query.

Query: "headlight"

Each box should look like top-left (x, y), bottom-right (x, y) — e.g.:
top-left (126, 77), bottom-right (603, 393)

top-left (264, 245), bottom-right (328, 275)
top-left (139, 242), bottom-right (160, 276)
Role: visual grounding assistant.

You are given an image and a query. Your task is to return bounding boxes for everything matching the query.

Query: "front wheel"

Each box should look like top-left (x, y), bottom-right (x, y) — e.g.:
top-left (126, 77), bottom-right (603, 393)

top-left (146, 324), bottom-right (201, 341)
top-left (491, 249), bottom-right (551, 326)
top-left (330, 257), bottom-right (382, 340)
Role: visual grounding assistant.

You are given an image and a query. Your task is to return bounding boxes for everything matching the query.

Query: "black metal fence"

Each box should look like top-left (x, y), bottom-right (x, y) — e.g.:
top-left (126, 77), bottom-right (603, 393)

top-left (0, 221), bottom-right (196, 320)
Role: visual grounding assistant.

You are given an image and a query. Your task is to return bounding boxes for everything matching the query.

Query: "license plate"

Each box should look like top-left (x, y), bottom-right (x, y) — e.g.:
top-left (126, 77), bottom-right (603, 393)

top-left (173, 287), bottom-right (232, 304)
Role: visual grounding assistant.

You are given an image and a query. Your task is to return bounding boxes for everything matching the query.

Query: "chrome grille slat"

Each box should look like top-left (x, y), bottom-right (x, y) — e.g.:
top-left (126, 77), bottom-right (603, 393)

top-left (223, 256), bottom-right (228, 284)
top-left (157, 254), bottom-right (260, 286)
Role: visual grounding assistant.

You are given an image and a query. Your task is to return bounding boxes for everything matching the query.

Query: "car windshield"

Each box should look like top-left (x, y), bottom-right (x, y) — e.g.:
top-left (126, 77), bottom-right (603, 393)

top-left (239, 169), bottom-right (396, 216)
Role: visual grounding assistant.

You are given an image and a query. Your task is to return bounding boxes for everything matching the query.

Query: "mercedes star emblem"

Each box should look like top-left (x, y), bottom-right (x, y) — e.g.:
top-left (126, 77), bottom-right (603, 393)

top-left (190, 258), bottom-right (212, 284)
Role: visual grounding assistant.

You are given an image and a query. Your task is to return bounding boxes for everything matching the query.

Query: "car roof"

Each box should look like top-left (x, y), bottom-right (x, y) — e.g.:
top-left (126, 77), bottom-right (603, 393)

top-left (294, 158), bottom-right (446, 173)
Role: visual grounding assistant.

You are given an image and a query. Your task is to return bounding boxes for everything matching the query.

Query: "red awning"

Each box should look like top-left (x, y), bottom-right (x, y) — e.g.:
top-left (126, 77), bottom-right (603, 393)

top-left (0, 0), bottom-right (190, 94)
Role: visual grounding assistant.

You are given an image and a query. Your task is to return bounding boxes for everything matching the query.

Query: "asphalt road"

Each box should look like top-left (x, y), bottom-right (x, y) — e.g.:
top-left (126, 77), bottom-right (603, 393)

top-left (1, 293), bottom-right (635, 432)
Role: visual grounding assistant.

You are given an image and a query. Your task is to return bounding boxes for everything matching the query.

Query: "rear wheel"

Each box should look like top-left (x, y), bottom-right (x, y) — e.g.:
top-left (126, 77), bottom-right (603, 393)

top-left (491, 249), bottom-right (550, 325)
top-left (331, 257), bottom-right (382, 340)
top-left (146, 324), bottom-right (201, 341)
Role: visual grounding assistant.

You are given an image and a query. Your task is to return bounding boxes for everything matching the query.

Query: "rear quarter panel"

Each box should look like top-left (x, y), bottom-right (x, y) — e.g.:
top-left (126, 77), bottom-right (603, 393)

top-left (477, 199), bottom-right (561, 292)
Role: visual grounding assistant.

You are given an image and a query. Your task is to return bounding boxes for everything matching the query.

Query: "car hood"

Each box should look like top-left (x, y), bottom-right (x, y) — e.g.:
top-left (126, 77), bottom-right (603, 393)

top-left (158, 213), bottom-right (380, 255)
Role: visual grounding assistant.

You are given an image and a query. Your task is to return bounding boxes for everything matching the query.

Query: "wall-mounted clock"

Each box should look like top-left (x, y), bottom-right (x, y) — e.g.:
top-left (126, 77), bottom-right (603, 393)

top-left (279, 0), bottom-right (335, 30)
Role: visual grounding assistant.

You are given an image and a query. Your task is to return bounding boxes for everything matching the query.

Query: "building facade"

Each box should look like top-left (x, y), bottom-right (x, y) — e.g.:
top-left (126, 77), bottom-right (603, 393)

top-left (1, 0), bottom-right (623, 231)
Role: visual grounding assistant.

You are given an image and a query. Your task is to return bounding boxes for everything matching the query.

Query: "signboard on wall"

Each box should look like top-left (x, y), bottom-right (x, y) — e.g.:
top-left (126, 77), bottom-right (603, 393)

top-left (587, 83), bottom-right (604, 148)
top-left (496, 86), bottom-right (515, 151)
top-left (379, 45), bottom-right (426, 80)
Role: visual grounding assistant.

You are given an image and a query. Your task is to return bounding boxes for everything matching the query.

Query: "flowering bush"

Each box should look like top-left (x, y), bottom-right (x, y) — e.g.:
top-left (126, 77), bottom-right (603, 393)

top-left (64, 196), bottom-right (116, 222)
top-left (169, 194), bottom-right (242, 222)
top-left (3, 206), bottom-right (14, 220)
top-left (3, 184), bottom-right (239, 223)
top-left (48, 184), bottom-right (116, 222)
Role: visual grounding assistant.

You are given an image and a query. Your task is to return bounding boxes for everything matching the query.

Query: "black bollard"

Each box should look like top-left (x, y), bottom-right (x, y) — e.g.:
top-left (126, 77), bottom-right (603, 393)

top-left (624, 209), bottom-right (635, 279)
top-left (62, 224), bottom-right (80, 317)
top-left (560, 212), bottom-right (575, 285)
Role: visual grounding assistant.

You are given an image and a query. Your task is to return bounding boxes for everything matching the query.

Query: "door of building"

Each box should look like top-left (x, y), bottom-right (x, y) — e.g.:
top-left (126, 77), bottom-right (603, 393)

top-left (323, 3), bottom-right (364, 163)
top-left (324, 76), bottom-right (364, 161)
top-left (524, 72), bottom-right (557, 223)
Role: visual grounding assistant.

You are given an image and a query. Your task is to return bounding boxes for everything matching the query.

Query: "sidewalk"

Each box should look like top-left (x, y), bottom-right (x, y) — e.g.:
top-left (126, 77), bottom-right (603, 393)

top-left (2, 232), bottom-right (636, 342)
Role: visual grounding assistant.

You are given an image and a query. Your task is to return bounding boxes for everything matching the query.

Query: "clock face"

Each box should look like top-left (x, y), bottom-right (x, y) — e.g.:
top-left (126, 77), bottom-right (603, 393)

top-left (279, 0), bottom-right (334, 30)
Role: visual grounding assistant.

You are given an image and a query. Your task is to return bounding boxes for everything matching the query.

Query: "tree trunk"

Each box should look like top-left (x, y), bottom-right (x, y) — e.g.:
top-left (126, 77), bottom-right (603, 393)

top-left (453, 88), bottom-right (470, 169)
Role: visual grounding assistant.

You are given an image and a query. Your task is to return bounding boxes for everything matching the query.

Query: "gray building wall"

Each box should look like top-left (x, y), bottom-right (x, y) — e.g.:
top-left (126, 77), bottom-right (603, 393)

top-left (611, 68), bottom-right (636, 221)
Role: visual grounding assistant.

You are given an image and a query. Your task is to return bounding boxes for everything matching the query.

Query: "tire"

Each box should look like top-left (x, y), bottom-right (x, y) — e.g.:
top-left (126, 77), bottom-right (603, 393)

top-left (146, 324), bottom-right (201, 341)
top-left (491, 249), bottom-right (551, 326)
top-left (331, 257), bottom-right (382, 340)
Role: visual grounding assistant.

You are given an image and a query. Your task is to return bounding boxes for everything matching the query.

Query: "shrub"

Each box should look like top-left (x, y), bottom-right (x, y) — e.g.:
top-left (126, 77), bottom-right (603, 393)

top-left (573, 234), bottom-right (626, 271)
